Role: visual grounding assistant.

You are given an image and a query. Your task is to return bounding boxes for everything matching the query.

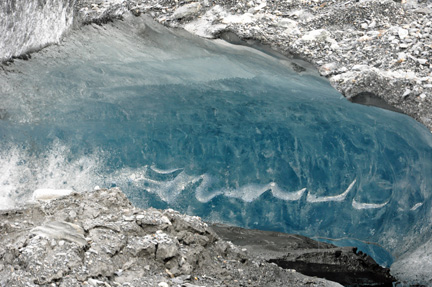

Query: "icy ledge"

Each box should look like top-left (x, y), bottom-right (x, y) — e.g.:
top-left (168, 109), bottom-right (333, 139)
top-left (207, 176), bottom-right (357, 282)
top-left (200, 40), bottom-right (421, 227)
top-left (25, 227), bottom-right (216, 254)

top-left (0, 188), bottom-right (396, 286)
top-left (74, 0), bottom-right (432, 132)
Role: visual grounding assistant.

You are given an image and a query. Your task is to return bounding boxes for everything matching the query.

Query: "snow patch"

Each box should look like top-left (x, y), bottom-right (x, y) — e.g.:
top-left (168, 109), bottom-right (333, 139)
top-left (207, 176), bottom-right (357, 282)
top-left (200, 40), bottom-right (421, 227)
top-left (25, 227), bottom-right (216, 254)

top-left (32, 189), bottom-right (73, 201)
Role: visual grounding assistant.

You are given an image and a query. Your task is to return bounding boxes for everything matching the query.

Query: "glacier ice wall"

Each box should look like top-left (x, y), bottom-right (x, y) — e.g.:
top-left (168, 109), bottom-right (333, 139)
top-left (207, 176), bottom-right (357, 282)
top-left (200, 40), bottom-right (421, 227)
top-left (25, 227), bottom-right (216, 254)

top-left (0, 0), bottom-right (75, 61)
top-left (1, 16), bottom-right (432, 267)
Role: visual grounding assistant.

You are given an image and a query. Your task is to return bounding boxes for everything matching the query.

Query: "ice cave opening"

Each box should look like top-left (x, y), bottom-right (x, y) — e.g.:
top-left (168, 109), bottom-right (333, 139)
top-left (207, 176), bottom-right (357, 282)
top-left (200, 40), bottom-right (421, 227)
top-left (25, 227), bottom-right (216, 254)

top-left (1, 15), bottom-right (432, 269)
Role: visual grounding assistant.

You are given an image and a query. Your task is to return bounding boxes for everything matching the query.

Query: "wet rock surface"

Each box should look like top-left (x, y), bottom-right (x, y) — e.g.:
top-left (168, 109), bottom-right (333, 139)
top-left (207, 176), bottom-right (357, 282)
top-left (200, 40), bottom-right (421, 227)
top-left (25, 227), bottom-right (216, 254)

top-left (212, 224), bottom-right (396, 287)
top-left (75, 0), bottom-right (432, 132)
top-left (0, 188), bottom-right (343, 287)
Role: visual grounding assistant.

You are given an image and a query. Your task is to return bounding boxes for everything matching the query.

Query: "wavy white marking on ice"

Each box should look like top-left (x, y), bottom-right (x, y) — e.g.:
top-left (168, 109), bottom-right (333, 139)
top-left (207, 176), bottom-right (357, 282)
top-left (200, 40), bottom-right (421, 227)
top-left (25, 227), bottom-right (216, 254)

top-left (306, 179), bottom-right (356, 203)
top-left (224, 183), bottom-right (271, 202)
top-left (129, 170), bottom-right (202, 203)
top-left (352, 199), bottom-right (389, 210)
top-left (32, 189), bottom-right (73, 201)
top-left (269, 182), bottom-right (306, 201)
top-left (195, 177), bottom-right (306, 203)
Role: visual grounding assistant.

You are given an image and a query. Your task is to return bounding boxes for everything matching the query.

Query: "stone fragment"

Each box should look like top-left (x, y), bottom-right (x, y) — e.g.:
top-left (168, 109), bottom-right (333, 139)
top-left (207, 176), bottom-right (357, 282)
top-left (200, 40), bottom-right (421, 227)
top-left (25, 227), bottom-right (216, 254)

top-left (276, 18), bottom-right (298, 30)
top-left (156, 242), bottom-right (179, 261)
top-left (400, 43), bottom-right (410, 49)
top-left (402, 89), bottom-right (411, 99)
top-left (172, 3), bottom-right (201, 20)
top-left (319, 62), bottom-right (339, 76)
top-left (31, 221), bottom-right (87, 247)
top-left (301, 29), bottom-right (329, 42)
top-left (418, 59), bottom-right (428, 65)
top-left (398, 52), bottom-right (407, 62)
top-left (398, 28), bottom-right (409, 39)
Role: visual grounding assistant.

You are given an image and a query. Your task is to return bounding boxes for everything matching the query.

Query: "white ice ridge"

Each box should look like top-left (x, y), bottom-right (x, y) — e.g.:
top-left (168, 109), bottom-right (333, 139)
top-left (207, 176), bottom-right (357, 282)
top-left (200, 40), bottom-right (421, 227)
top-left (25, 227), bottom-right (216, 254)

top-left (195, 177), bottom-right (307, 203)
top-left (32, 189), bottom-right (73, 201)
top-left (352, 199), bottom-right (389, 210)
top-left (306, 179), bottom-right (356, 203)
top-left (150, 165), bottom-right (183, 175)
top-left (127, 166), bottom-right (359, 205)
top-left (411, 202), bottom-right (423, 211)
top-left (129, 170), bottom-right (202, 203)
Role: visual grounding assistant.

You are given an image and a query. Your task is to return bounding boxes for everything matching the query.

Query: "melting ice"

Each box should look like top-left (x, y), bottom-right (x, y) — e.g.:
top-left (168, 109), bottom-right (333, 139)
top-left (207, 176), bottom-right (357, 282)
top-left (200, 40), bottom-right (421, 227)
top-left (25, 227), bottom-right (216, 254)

top-left (1, 15), bottom-right (432, 266)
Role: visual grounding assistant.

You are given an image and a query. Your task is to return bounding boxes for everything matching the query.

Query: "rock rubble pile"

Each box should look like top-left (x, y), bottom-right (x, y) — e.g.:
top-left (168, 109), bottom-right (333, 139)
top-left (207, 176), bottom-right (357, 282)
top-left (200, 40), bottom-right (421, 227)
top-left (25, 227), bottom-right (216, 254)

top-left (0, 188), bottom-right (343, 287)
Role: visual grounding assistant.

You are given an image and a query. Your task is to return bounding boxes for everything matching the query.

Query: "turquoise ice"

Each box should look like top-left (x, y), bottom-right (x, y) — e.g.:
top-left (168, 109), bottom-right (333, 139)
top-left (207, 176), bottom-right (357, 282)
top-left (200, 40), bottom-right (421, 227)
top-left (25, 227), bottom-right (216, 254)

top-left (1, 16), bottom-right (432, 267)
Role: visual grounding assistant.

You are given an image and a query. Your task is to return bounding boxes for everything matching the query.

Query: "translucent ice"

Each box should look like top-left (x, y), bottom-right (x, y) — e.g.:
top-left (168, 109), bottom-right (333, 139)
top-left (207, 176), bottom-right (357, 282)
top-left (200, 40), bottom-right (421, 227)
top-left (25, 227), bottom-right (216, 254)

top-left (1, 16), bottom-right (432, 267)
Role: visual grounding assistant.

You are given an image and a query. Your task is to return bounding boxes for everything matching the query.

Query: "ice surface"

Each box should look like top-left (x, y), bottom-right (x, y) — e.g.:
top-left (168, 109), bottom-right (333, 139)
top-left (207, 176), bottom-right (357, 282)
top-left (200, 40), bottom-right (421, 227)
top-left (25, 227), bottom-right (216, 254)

top-left (1, 15), bottom-right (432, 268)
top-left (0, 142), bottom-right (103, 209)
top-left (32, 189), bottom-right (73, 201)
top-left (0, 0), bottom-right (75, 61)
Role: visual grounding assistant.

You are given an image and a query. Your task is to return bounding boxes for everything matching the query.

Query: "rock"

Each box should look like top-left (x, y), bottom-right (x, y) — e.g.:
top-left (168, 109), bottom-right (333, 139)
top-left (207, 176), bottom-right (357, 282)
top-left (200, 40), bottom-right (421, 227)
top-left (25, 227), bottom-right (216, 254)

top-left (418, 58), bottom-right (428, 65)
top-left (398, 52), bottom-right (407, 61)
top-left (276, 18), bottom-right (298, 30)
top-left (301, 29), bottom-right (330, 42)
top-left (319, 62), bottom-right (339, 77)
top-left (398, 27), bottom-right (409, 39)
top-left (171, 3), bottom-right (202, 20)
top-left (402, 89), bottom-right (412, 99)
top-left (211, 224), bottom-right (396, 287)
top-left (300, 29), bottom-right (339, 49)
top-left (391, 238), bottom-right (432, 286)
top-left (0, 188), bottom-right (343, 286)
top-left (156, 241), bottom-right (179, 261)
top-left (30, 221), bottom-right (87, 247)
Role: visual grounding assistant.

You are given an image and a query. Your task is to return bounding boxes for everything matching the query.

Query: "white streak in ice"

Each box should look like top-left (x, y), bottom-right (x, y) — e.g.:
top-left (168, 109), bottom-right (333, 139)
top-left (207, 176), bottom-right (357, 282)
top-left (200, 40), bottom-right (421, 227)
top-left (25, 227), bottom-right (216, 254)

top-left (150, 165), bottom-right (183, 175)
top-left (196, 178), bottom-right (306, 203)
top-left (411, 202), bottom-right (423, 211)
top-left (269, 182), bottom-right (306, 201)
top-left (352, 199), bottom-right (389, 210)
top-left (306, 179), bottom-right (356, 203)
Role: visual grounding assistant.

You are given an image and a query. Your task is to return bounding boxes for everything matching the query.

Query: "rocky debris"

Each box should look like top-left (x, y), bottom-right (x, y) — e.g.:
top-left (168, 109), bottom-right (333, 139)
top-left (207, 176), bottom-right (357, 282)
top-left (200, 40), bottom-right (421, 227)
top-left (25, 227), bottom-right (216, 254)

top-left (74, 0), bottom-right (432, 131)
top-left (390, 236), bottom-right (432, 286)
top-left (0, 188), bottom-right (343, 287)
top-left (212, 224), bottom-right (396, 287)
